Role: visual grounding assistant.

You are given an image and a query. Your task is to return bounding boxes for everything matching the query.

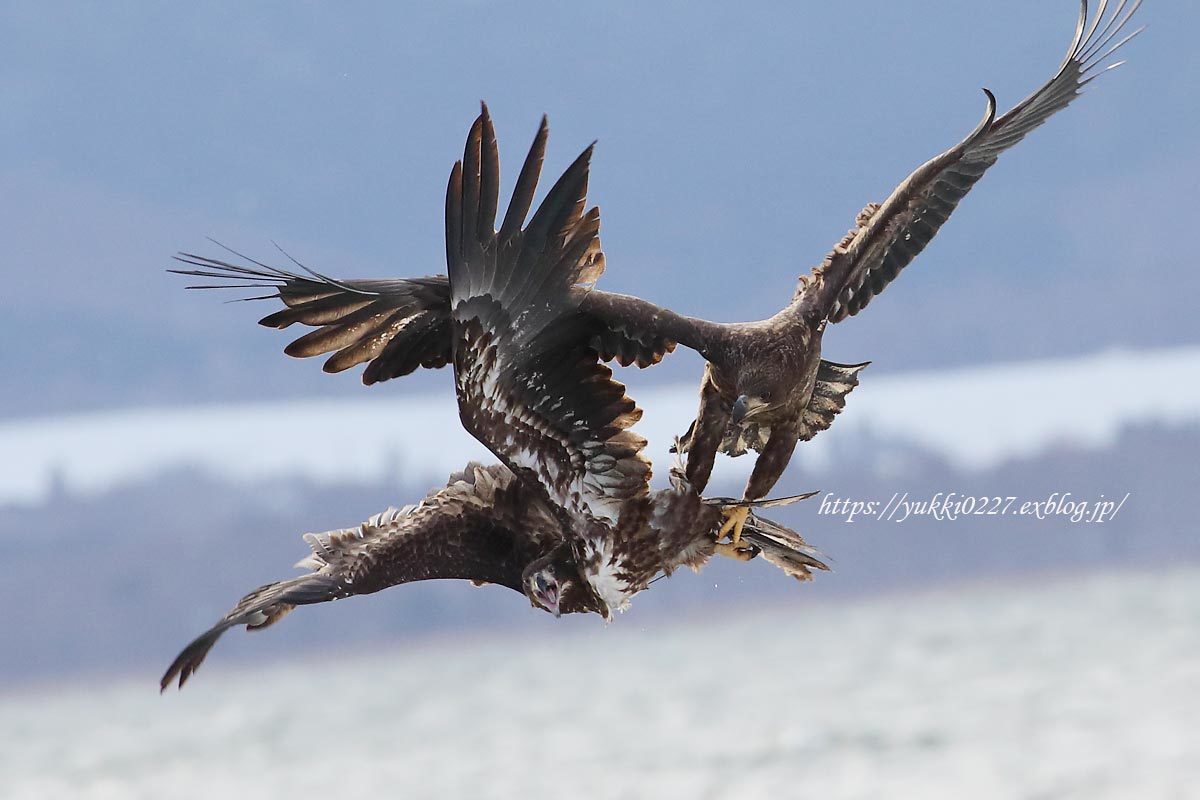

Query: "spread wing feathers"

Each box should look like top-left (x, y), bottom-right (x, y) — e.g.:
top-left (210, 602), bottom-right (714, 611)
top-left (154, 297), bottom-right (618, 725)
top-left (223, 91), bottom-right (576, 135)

top-left (806, 0), bottom-right (1142, 323)
top-left (160, 463), bottom-right (559, 691)
top-left (739, 513), bottom-right (831, 582)
top-left (170, 244), bottom-right (674, 378)
top-left (674, 359), bottom-right (868, 458)
top-left (588, 304), bottom-right (678, 368)
top-left (170, 252), bottom-right (453, 384)
top-left (447, 105), bottom-right (651, 523)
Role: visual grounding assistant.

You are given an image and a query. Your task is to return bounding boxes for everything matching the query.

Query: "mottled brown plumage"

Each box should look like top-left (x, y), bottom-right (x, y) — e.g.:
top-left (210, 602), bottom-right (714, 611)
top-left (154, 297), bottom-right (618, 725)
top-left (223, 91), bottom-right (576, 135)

top-left (160, 463), bottom-right (586, 691)
top-left (159, 461), bottom-right (827, 691)
top-left (171, 3), bottom-right (1138, 557)
top-left (442, 105), bottom-right (767, 615)
top-left (675, 0), bottom-right (1142, 511)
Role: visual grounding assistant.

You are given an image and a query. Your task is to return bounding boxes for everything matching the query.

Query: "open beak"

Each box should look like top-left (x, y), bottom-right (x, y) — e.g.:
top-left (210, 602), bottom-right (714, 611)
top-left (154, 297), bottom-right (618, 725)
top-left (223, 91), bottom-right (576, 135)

top-left (731, 394), bottom-right (751, 424)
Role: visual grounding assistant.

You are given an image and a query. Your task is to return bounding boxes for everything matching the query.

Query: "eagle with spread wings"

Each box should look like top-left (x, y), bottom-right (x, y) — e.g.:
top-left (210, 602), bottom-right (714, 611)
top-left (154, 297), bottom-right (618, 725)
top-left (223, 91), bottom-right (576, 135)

top-left (442, 103), bottom-right (816, 614)
top-left (160, 463), bottom-right (824, 691)
top-left (173, 2), bottom-right (1140, 546)
top-left (162, 112), bottom-right (829, 690)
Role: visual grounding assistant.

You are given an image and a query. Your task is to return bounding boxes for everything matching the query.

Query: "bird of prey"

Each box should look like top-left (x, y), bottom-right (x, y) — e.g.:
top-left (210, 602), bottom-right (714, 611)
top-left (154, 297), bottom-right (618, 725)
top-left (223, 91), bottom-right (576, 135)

top-left (441, 104), bottom-right (818, 615)
top-left (162, 110), bottom-right (831, 691)
top-left (160, 462), bottom-right (826, 690)
top-left (669, 0), bottom-right (1143, 542)
top-left (172, 1), bottom-right (1139, 546)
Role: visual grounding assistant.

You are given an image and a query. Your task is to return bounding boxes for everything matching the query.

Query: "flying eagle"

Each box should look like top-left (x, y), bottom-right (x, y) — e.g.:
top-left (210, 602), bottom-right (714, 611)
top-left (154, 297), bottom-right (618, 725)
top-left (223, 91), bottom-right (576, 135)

top-left (162, 113), bottom-right (830, 690)
top-left (172, 1), bottom-right (1139, 545)
top-left (160, 463), bottom-right (826, 690)
top-left (671, 0), bottom-right (1144, 541)
top-left (440, 104), bottom-right (821, 614)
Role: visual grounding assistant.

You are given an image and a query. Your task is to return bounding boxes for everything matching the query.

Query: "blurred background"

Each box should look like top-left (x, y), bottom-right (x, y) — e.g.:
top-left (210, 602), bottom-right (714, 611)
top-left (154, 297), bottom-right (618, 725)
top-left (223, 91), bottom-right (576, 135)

top-left (3, 1), bottom-right (1198, 797)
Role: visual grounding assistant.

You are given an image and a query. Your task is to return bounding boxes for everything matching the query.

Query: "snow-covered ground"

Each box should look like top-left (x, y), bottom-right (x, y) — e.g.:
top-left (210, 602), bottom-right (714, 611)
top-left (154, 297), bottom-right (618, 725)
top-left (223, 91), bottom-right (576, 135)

top-left (3, 566), bottom-right (1196, 799)
top-left (3, 344), bottom-right (1199, 505)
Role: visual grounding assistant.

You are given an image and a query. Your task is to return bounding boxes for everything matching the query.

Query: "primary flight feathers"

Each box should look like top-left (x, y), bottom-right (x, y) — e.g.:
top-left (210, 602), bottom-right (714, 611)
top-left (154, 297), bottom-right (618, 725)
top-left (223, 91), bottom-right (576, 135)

top-left (164, 1), bottom-right (1139, 689)
top-left (160, 463), bottom-right (826, 691)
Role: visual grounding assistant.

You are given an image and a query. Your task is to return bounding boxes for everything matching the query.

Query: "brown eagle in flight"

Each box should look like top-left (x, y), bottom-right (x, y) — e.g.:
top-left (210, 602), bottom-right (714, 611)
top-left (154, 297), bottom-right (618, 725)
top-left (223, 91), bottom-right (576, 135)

top-left (442, 103), bottom-right (824, 616)
top-left (161, 463), bottom-right (824, 691)
top-left (173, 1), bottom-right (1139, 537)
top-left (162, 114), bottom-right (829, 691)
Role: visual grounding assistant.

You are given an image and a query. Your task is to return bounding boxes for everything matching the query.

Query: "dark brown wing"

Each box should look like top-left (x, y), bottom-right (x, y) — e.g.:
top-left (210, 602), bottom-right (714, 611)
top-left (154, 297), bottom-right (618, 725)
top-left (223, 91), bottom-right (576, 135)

top-left (802, 0), bottom-right (1142, 322)
top-left (170, 250), bottom-right (455, 385)
top-left (447, 105), bottom-right (650, 525)
top-left (160, 463), bottom-right (559, 691)
top-left (169, 251), bottom-right (689, 379)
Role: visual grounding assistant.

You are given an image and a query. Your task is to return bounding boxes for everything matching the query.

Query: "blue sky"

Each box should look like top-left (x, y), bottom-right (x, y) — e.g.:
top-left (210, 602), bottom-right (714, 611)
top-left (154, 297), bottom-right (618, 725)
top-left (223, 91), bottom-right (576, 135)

top-left (2, 1), bottom-right (1195, 417)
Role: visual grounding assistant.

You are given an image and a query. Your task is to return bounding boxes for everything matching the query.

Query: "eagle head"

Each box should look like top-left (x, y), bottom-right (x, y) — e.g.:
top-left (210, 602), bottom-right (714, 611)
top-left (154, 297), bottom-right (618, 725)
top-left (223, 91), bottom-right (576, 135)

top-left (522, 547), bottom-right (609, 619)
top-left (524, 566), bottom-right (563, 617)
top-left (522, 548), bottom-right (575, 618)
top-left (732, 352), bottom-right (809, 425)
top-left (731, 375), bottom-right (781, 425)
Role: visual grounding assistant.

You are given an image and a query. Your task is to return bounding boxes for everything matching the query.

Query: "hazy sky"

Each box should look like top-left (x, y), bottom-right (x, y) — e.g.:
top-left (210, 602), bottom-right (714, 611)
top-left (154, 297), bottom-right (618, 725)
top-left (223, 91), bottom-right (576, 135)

top-left (2, 1), bottom-right (1196, 417)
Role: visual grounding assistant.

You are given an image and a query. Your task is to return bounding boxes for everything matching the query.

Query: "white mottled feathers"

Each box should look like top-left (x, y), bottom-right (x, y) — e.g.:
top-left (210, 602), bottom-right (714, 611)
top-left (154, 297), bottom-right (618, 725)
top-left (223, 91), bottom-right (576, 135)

top-left (445, 105), bottom-right (652, 527)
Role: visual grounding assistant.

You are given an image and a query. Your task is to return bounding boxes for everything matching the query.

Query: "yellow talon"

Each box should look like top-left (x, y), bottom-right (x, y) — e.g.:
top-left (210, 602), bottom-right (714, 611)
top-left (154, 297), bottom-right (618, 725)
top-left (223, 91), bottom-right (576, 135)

top-left (716, 506), bottom-right (750, 545)
top-left (714, 541), bottom-right (757, 562)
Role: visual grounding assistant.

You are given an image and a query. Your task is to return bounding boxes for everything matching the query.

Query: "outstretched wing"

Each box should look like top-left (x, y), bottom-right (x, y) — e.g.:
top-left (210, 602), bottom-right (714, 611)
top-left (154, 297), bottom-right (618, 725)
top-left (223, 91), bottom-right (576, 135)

top-left (160, 463), bottom-right (558, 690)
top-left (802, 0), bottom-right (1142, 322)
top-left (171, 250), bottom-right (454, 384)
top-left (447, 106), bottom-right (651, 525)
top-left (169, 248), bottom-right (679, 383)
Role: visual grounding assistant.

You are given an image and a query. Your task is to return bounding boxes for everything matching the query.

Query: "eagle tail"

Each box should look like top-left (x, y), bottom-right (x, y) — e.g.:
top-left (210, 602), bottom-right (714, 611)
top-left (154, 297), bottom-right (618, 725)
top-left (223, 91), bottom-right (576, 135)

top-left (672, 359), bottom-right (868, 457)
top-left (160, 573), bottom-right (344, 692)
top-left (739, 512), bottom-right (831, 582)
top-left (798, 360), bottom-right (869, 442)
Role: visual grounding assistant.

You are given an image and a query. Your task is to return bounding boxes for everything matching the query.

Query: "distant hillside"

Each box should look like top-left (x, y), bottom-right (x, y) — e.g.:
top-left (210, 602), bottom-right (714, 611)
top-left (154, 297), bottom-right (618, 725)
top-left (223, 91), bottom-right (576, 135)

top-left (3, 419), bottom-right (1195, 686)
top-left (4, 345), bottom-right (1199, 505)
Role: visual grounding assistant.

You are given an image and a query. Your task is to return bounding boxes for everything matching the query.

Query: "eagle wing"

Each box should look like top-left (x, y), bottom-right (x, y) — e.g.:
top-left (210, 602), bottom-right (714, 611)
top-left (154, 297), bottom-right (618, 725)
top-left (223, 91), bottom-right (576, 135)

top-left (170, 251), bottom-right (455, 385)
top-left (446, 106), bottom-right (651, 525)
top-left (169, 251), bottom-right (684, 381)
top-left (161, 463), bottom-right (559, 690)
top-left (802, 0), bottom-right (1142, 322)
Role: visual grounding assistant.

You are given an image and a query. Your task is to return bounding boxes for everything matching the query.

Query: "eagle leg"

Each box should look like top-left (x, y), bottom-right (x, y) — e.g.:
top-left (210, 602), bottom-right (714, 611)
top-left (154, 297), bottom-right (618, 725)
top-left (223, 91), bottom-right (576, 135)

top-left (713, 540), bottom-right (759, 562)
top-left (716, 506), bottom-right (751, 546)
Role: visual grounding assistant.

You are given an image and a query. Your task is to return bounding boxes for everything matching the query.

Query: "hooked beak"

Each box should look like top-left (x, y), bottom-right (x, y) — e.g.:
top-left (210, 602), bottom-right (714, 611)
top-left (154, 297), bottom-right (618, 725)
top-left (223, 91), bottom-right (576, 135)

top-left (731, 394), bottom-right (751, 424)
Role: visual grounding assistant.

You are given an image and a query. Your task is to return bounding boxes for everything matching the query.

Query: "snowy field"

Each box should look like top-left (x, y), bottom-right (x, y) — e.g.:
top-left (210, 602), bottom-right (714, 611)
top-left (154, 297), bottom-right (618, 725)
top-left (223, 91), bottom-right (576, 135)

top-left (3, 566), bottom-right (1196, 799)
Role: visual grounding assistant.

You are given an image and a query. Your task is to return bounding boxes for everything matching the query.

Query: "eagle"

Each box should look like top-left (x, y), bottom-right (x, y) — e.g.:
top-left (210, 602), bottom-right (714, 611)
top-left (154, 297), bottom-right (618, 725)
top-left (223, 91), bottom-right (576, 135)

top-left (172, 1), bottom-right (1139, 544)
top-left (161, 114), bottom-right (830, 690)
top-left (160, 463), bottom-right (825, 691)
top-left (670, 0), bottom-right (1144, 541)
top-left (439, 103), bottom-right (822, 614)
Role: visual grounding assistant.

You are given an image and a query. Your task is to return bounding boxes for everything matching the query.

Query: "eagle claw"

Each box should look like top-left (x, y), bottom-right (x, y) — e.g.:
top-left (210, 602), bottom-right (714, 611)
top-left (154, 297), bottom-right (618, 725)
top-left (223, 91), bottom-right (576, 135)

top-left (716, 506), bottom-right (751, 546)
top-left (714, 541), bottom-right (759, 562)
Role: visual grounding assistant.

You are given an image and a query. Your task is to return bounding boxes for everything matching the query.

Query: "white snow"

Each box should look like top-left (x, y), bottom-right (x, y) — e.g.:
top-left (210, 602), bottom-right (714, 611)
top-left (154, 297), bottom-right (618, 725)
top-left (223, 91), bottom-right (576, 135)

top-left (2, 566), bottom-right (1197, 799)
top-left (2, 344), bottom-right (1199, 505)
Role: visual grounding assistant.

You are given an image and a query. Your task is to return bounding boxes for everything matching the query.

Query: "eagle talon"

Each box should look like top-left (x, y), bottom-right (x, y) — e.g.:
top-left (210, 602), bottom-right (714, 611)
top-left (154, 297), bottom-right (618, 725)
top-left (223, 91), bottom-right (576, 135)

top-left (714, 541), bottom-right (759, 562)
top-left (716, 506), bottom-right (751, 546)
